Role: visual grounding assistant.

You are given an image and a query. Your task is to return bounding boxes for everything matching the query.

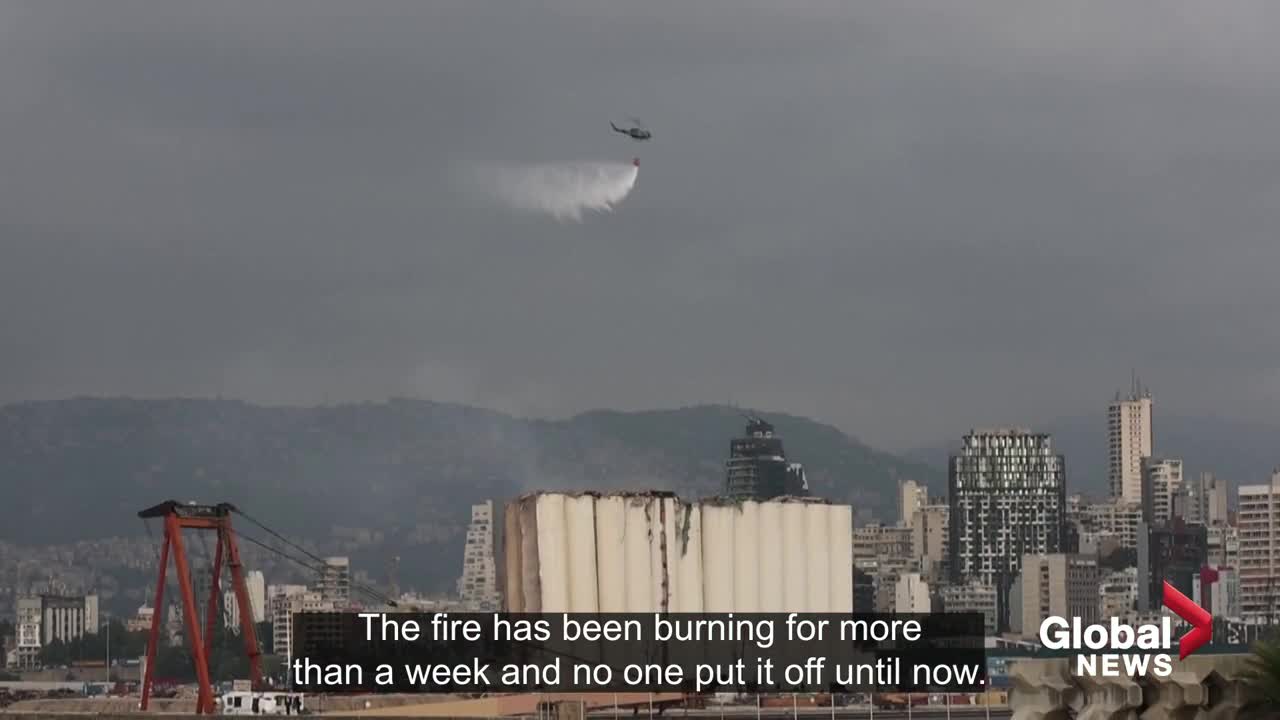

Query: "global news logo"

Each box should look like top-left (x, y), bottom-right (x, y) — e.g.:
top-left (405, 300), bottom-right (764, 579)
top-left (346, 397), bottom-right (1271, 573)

top-left (1038, 580), bottom-right (1212, 678)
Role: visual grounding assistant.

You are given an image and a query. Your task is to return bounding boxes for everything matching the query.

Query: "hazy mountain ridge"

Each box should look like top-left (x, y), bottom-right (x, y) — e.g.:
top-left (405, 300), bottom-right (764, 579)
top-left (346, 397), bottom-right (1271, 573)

top-left (0, 398), bottom-right (940, 593)
top-left (906, 414), bottom-right (1280, 498)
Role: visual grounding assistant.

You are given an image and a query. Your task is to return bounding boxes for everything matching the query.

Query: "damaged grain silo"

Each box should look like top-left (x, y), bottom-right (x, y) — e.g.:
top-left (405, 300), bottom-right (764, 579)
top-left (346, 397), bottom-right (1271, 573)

top-left (502, 491), bottom-right (853, 613)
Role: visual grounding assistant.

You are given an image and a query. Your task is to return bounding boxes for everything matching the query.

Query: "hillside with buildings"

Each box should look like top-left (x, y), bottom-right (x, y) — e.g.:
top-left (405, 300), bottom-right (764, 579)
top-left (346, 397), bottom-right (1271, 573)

top-left (0, 398), bottom-right (938, 608)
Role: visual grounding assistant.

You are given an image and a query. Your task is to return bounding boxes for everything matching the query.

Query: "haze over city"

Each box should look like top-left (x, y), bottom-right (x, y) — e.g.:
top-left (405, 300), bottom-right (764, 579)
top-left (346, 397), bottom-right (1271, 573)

top-left (3, 1), bottom-right (1280, 449)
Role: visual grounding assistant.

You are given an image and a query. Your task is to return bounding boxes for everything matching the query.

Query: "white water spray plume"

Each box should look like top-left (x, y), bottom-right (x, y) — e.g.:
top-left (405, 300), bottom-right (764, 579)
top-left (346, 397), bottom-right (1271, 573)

top-left (484, 160), bottom-right (639, 222)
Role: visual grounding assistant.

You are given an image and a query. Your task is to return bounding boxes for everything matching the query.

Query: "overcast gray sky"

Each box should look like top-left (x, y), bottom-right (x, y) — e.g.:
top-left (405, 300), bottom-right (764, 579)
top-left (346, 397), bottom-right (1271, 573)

top-left (2, 0), bottom-right (1279, 449)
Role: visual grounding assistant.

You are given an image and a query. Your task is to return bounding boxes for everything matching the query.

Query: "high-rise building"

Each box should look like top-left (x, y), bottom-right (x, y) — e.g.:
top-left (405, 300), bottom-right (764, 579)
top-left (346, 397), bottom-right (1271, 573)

top-left (1186, 472), bottom-right (1229, 527)
top-left (853, 521), bottom-right (915, 613)
top-left (1066, 494), bottom-right (1089, 526)
top-left (223, 570), bottom-right (267, 630)
top-left (911, 502), bottom-right (949, 581)
top-left (1108, 384), bottom-right (1153, 503)
top-left (1142, 457), bottom-right (1184, 525)
top-left (1237, 472), bottom-right (1280, 623)
top-left (949, 428), bottom-right (1068, 630)
top-left (268, 585), bottom-right (330, 664)
top-left (1085, 499), bottom-right (1144, 549)
top-left (1137, 520), bottom-right (1208, 612)
top-left (318, 557), bottom-right (350, 607)
top-left (1207, 524), bottom-right (1240, 568)
top-left (1019, 554), bottom-right (1101, 642)
top-left (458, 501), bottom-right (501, 611)
top-left (725, 417), bottom-right (807, 500)
top-left (245, 570), bottom-right (266, 623)
top-left (12, 597), bottom-right (42, 669)
top-left (900, 480), bottom-right (927, 528)
top-left (1208, 475), bottom-right (1230, 526)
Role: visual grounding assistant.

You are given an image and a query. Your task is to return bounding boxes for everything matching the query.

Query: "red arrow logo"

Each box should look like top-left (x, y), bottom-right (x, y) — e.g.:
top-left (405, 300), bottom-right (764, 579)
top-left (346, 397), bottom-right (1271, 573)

top-left (1163, 580), bottom-right (1212, 659)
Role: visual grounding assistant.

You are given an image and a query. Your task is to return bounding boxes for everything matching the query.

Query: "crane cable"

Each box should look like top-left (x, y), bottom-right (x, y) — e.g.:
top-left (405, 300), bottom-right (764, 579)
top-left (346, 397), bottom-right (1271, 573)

top-left (235, 530), bottom-right (395, 607)
top-left (229, 516), bottom-right (614, 671)
top-left (228, 511), bottom-right (398, 608)
top-left (143, 507), bottom-right (609, 675)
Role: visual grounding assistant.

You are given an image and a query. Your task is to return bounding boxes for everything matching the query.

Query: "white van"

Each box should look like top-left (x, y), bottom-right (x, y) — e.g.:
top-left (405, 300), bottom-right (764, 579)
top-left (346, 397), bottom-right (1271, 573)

top-left (219, 691), bottom-right (306, 715)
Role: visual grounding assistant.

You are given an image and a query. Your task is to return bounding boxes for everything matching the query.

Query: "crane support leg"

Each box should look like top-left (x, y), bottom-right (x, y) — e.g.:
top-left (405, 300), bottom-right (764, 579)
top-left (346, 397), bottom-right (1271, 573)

top-left (169, 514), bottom-right (215, 714)
top-left (203, 533), bottom-right (224, 670)
top-left (140, 531), bottom-right (170, 710)
top-left (137, 501), bottom-right (264, 714)
top-left (225, 522), bottom-right (264, 689)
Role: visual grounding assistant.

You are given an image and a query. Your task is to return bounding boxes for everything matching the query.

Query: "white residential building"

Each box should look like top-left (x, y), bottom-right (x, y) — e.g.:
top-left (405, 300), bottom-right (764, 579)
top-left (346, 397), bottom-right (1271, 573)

top-left (1238, 472), bottom-right (1280, 623)
top-left (1108, 387), bottom-right (1152, 503)
top-left (458, 501), bottom-right (501, 611)
top-left (894, 572), bottom-right (931, 614)
top-left (900, 480), bottom-right (928, 528)
top-left (1142, 457), bottom-right (1183, 525)
top-left (245, 570), bottom-right (267, 623)
top-left (1208, 524), bottom-right (1240, 568)
top-left (1187, 472), bottom-right (1229, 527)
top-left (318, 557), bottom-right (350, 607)
top-left (223, 570), bottom-right (267, 630)
top-left (12, 597), bottom-right (42, 669)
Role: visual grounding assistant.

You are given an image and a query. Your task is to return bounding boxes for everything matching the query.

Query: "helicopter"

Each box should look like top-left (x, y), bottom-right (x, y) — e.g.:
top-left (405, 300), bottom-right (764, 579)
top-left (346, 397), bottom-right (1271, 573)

top-left (610, 119), bottom-right (651, 141)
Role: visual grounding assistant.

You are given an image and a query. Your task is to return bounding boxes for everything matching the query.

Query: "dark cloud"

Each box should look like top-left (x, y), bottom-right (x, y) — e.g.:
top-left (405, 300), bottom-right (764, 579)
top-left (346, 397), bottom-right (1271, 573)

top-left (2, 0), bottom-right (1279, 448)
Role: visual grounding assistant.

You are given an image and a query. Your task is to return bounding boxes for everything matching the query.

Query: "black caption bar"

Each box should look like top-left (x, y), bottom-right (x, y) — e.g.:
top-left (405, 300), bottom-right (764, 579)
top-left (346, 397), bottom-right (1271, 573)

top-left (290, 612), bottom-right (987, 693)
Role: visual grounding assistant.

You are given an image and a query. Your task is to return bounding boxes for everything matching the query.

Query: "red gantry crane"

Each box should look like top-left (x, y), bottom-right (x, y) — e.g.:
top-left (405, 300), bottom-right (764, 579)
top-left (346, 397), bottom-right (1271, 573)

top-left (138, 501), bottom-right (263, 714)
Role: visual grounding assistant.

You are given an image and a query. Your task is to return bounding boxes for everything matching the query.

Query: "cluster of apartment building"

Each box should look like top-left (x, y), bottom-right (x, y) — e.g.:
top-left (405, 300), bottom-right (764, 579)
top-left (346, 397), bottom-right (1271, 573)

top-left (855, 381), bottom-right (1280, 643)
top-left (5, 593), bottom-right (99, 669)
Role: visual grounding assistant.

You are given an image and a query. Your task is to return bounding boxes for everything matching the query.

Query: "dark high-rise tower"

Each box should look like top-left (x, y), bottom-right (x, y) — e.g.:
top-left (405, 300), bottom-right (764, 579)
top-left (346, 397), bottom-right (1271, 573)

top-left (948, 428), bottom-right (1068, 630)
top-left (725, 416), bottom-right (808, 500)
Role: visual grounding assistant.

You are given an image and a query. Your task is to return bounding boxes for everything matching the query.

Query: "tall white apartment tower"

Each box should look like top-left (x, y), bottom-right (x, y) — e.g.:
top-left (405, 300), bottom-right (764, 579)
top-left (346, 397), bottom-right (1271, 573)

top-left (1142, 457), bottom-right (1184, 525)
top-left (1108, 380), bottom-right (1153, 503)
top-left (458, 501), bottom-right (501, 611)
top-left (1238, 471), bottom-right (1280, 623)
top-left (318, 557), bottom-right (350, 607)
top-left (900, 479), bottom-right (927, 528)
